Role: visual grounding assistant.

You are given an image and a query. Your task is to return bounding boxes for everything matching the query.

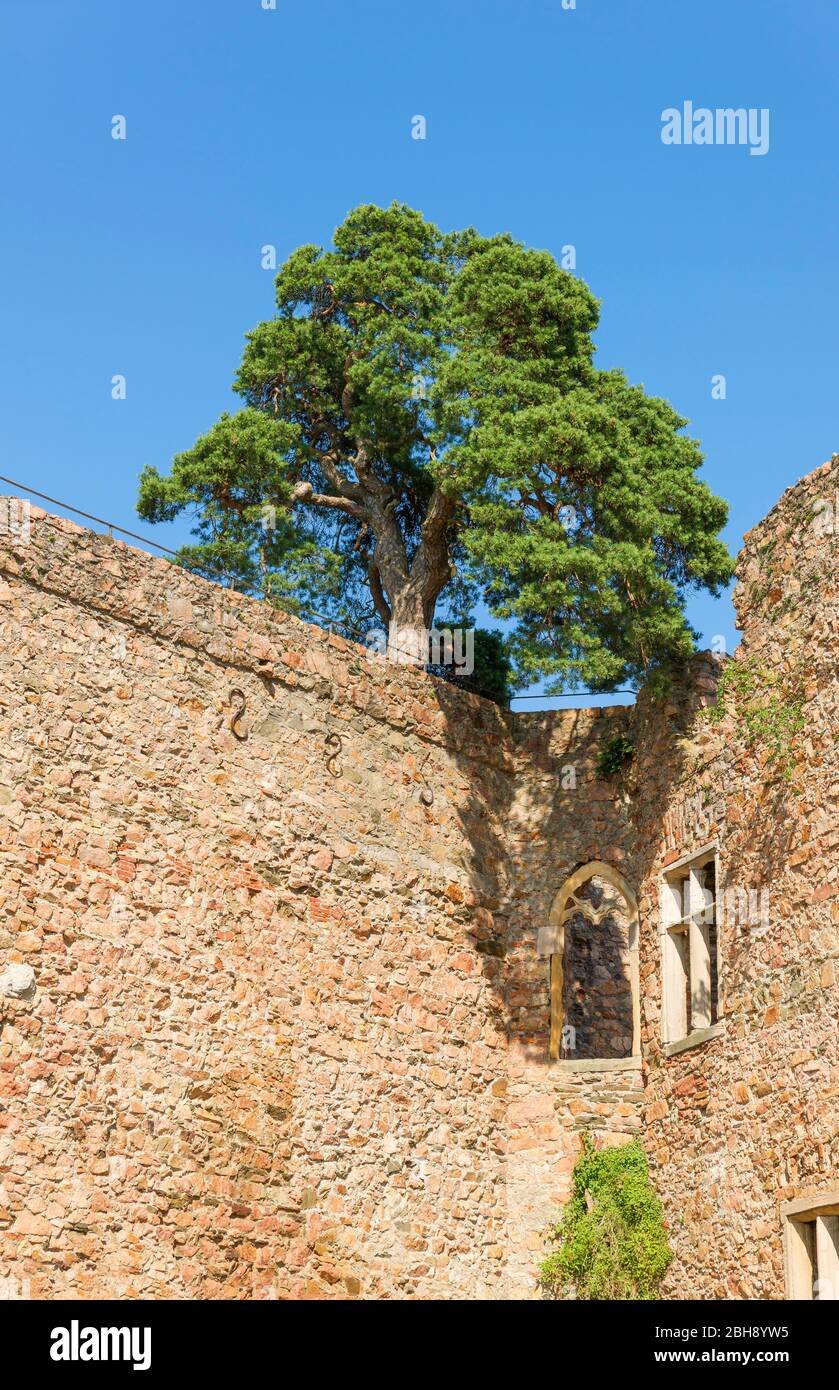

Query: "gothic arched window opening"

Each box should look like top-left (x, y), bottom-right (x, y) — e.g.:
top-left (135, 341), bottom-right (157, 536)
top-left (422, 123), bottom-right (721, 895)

top-left (538, 862), bottom-right (640, 1064)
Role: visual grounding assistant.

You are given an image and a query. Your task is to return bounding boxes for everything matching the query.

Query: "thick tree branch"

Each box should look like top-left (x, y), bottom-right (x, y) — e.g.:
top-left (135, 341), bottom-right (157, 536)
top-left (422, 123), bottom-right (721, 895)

top-left (406, 486), bottom-right (457, 614)
top-left (291, 481), bottom-right (365, 519)
top-left (315, 446), bottom-right (365, 502)
top-left (419, 485), bottom-right (456, 550)
top-left (367, 559), bottom-right (393, 627)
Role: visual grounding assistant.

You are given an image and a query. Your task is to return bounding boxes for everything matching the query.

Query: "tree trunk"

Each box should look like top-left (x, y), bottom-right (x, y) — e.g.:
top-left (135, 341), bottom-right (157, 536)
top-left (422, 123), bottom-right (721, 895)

top-left (295, 445), bottom-right (455, 668)
top-left (382, 486), bottom-right (455, 665)
top-left (386, 587), bottom-right (436, 666)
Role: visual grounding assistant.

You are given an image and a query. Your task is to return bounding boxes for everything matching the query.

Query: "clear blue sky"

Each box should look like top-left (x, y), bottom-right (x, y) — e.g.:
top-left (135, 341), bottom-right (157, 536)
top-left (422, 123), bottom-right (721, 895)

top-left (1, 0), bottom-right (837, 706)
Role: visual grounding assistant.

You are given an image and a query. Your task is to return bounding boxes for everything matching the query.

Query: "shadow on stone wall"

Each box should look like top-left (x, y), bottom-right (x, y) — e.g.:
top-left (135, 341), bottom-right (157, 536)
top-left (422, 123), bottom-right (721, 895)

top-left (563, 891), bottom-right (634, 1061)
top-left (422, 674), bottom-right (650, 1067)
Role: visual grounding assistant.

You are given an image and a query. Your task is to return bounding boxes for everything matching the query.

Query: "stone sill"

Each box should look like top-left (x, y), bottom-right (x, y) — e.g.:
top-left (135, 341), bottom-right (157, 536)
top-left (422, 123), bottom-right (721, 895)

top-left (552, 1056), bottom-right (642, 1073)
top-left (663, 1021), bottom-right (725, 1057)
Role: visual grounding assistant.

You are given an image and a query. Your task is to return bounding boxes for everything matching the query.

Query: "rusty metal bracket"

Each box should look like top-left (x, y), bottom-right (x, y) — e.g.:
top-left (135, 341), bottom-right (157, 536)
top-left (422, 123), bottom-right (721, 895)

top-left (418, 749), bottom-right (434, 806)
top-left (325, 732), bottom-right (343, 777)
top-left (229, 687), bottom-right (247, 741)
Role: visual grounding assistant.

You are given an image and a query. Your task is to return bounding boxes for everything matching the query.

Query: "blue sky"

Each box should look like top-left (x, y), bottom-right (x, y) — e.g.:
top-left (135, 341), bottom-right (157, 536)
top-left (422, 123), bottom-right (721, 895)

top-left (1, 0), bottom-right (837, 707)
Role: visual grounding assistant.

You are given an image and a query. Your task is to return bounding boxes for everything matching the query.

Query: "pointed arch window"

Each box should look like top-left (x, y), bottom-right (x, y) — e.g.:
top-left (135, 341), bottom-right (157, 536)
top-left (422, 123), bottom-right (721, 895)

top-left (537, 862), bottom-right (640, 1064)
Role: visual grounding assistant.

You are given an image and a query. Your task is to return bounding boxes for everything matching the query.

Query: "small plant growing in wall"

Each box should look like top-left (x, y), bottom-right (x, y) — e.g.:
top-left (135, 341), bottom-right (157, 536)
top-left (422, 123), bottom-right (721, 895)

top-left (539, 1134), bottom-right (671, 1300)
top-left (706, 657), bottom-right (805, 783)
top-left (595, 735), bottom-right (635, 780)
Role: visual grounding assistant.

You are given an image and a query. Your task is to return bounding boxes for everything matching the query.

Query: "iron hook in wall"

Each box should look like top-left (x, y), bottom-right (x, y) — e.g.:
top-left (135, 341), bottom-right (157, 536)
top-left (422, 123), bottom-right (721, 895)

top-left (418, 749), bottom-right (434, 806)
top-left (325, 732), bottom-right (343, 778)
top-left (229, 687), bottom-right (247, 741)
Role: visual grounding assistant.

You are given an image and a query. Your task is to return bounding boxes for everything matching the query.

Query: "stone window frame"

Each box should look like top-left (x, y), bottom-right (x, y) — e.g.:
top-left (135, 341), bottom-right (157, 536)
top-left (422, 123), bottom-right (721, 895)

top-left (782, 1195), bottom-right (839, 1300)
top-left (659, 843), bottom-right (725, 1057)
top-left (537, 860), bottom-right (641, 1070)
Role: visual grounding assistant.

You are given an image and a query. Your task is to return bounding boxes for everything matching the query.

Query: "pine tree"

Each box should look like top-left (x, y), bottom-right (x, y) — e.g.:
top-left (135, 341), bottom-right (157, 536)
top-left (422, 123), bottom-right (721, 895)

top-left (138, 202), bottom-right (732, 693)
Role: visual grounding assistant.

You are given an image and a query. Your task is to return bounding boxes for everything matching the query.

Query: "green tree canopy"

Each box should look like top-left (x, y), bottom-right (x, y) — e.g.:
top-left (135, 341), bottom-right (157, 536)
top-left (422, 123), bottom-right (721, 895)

top-left (138, 202), bottom-right (732, 694)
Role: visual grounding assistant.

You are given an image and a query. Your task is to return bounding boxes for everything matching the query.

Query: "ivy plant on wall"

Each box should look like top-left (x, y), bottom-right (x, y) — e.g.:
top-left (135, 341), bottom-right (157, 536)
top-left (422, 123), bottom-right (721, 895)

top-left (706, 657), bottom-right (805, 783)
top-left (539, 1134), bottom-right (671, 1300)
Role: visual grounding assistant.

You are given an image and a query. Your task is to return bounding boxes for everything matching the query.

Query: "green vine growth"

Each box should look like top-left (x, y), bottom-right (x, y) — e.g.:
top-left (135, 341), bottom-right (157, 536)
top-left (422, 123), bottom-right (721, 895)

top-left (595, 735), bottom-right (635, 780)
top-left (706, 657), bottom-right (805, 782)
top-left (539, 1135), bottom-right (672, 1301)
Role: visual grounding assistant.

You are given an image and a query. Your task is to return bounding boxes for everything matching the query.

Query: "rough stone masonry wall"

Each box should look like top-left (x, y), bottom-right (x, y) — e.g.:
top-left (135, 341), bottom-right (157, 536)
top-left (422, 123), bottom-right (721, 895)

top-left (0, 503), bottom-right (643, 1301)
top-left (0, 454), bottom-right (837, 1301)
top-left (628, 454), bottom-right (839, 1299)
top-left (0, 509), bottom-right (521, 1300)
top-left (499, 708), bottom-right (643, 1296)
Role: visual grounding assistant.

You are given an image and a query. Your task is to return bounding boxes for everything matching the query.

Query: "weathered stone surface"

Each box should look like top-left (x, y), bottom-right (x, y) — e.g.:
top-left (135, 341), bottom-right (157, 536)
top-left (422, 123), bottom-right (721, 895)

top-left (0, 964), bottom-right (35, 998)
top-left (0, 453), bottom-right (836, 1300)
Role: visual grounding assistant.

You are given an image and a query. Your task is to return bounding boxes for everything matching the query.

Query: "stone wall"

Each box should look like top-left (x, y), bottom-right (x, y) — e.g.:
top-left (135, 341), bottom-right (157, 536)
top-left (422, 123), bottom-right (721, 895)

top-left (0, 508), bottom-right (519, 1299)
top-left (0, 454), bottom-right (837, 1301)
top-left (627, 454), bottom-right (839, 1299)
